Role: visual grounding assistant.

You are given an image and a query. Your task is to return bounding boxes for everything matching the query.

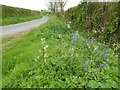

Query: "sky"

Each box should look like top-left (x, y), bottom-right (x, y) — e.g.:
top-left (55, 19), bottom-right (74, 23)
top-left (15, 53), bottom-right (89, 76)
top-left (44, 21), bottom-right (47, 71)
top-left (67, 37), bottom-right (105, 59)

top-left (0, 0), bottom-right (81, 11)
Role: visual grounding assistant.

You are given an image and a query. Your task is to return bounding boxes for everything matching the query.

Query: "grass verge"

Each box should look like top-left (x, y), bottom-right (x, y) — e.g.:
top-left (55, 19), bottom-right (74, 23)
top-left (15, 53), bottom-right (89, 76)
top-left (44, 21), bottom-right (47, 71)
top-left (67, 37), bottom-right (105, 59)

top-left (2, 16), bottom-right (118, 88)
top-left (1, 15), bottom-right (42, 26)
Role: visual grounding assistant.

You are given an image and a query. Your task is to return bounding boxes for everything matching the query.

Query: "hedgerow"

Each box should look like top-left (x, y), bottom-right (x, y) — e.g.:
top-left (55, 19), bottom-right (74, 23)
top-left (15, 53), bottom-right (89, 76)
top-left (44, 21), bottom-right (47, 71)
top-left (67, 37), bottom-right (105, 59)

top-left (1, 5), bottom-right (45, 25)
top-left (65, 2), bottom-right (120, 52)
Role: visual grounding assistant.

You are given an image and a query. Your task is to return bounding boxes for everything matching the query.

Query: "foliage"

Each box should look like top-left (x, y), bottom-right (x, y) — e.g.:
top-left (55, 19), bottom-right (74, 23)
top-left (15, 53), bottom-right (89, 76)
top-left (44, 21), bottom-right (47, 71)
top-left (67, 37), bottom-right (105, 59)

top-left (64, 2), bottom-right (120, 52)
top-left (1, 5), bottom-right (44, 26)
top-left (2, 16), bottom-right (119, 88)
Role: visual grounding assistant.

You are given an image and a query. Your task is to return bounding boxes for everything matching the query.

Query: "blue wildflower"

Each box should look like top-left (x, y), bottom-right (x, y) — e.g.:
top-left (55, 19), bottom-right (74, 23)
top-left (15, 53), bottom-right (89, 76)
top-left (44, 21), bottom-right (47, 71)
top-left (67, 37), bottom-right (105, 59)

top-left (104, 46), bottom-right (108, 52)
top-left (99, 63), bottom-right (105, 67)
top-left (71, 31), bottom-right (79, 43)
top-left (71, 40), bottom-right (77, 44)
top-left (87, 37), bottom-right (92, 43)
top-left (74, 58), bottom-right (76, 62)
top-left (101, 52), bottom-right (105, 57)
top-left (83, 62), bottom-right (88, 65)
top-left (82, 67), bottom-right (86, 71)
top-left (95, 47), bottom-right (98, 50)
top-left (73, 41), bottom-right (77, 44)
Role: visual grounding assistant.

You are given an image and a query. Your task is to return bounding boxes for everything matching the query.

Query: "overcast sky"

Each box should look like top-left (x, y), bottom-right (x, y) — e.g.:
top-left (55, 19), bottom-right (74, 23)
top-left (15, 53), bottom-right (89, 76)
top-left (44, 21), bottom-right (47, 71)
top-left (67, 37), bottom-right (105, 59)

top-left (0, 0), bottom-right (81, 11)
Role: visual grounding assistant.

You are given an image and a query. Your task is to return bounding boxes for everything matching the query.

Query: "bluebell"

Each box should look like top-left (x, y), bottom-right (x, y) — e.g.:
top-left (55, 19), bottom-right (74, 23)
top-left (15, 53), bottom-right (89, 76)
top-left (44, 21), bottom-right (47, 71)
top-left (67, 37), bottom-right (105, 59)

top-left (83, 62), bottom-right (88, 65)
top-left (99, 63), bottom-right (105, 67)
top-left (74, 58), bottom-right (76, 61)
top-left (82, 67), bottom-right (86, 71)
top-left (104, 46), bottom-right (108, 52)
top-left (101, 52), bottom-right (105, 57)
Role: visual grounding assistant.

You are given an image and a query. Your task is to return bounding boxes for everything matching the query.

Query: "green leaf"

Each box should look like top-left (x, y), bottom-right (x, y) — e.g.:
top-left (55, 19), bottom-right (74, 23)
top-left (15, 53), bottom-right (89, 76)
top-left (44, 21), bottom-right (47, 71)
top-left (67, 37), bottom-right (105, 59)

top-left (88, 80), bottom-right (99, 88)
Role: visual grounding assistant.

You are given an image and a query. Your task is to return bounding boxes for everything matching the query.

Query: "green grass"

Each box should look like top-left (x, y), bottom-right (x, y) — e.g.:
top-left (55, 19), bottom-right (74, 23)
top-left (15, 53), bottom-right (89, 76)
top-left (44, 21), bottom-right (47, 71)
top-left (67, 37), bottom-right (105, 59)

top-left (1, 15), bottom-right (42, 26)
top-left (2, 16), bottom-right (118, 88)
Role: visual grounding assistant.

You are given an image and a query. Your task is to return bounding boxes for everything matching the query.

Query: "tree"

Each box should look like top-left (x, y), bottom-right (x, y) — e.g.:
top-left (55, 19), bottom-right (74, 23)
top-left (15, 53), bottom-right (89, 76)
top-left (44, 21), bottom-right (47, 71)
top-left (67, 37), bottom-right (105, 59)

top-left (58, 0), bottom-right (67, 12)
top-left (47, 0), bottom-right (67, 13)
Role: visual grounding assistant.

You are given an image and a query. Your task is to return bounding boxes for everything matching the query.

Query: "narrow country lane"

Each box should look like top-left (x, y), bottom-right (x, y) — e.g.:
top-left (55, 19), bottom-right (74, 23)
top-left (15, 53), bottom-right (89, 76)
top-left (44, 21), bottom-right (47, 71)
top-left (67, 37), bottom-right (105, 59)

top-left (0, 16), bottom-right (49, 37)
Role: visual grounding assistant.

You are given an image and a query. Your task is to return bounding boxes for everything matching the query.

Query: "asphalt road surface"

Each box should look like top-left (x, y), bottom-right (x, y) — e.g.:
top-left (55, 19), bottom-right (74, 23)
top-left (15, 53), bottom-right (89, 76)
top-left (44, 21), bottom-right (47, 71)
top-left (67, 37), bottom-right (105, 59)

top-left (0, 16), bottom-right (49, 37)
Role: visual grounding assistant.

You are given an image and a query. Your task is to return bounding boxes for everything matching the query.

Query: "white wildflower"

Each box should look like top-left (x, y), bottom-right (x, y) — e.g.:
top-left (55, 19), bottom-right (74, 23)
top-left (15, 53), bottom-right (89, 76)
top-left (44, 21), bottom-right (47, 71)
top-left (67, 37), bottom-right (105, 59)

top-left (67, 24), bottom-right (70, 29)
top-left (41, 38), bottom-right (45, 41)
top-left (42, 41), bottom-right (46, 44)
top-left (93, 30), bottom-right (97, 33)
top-left (44, 45), bottom-right (48, 49)
top-left (71, 48), bottom-right (74, 50)
top-left (44, 54), bottom-right (48, 58)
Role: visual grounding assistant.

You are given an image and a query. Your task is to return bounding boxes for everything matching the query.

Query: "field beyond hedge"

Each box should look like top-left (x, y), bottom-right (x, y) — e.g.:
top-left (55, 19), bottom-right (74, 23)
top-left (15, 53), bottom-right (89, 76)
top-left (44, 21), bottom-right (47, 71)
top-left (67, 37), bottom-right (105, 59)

top-left (0, 5), bottom-right (43, 26)
top-left (2, 16), bottom-right (119, 88)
